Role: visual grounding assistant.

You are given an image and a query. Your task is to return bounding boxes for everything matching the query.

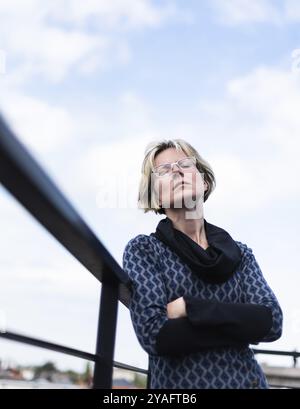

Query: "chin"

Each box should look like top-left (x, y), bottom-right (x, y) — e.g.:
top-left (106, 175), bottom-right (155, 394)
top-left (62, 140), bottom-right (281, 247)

top-left (169, 192), bottom-right (194, 208)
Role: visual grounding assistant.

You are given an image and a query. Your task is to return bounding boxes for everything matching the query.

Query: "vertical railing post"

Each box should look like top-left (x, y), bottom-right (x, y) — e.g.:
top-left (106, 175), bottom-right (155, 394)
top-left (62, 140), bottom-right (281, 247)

top-left (146, 359), bottom-right (151, 389)
top-left (92, 266), bottom-right (119, 389)
top-left (293, 349), bottom-right (298, 368)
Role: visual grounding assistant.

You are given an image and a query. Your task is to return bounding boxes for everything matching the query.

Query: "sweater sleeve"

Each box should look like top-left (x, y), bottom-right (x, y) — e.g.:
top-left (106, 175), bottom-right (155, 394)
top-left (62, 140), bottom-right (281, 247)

top-left (122, 235), bottom-right (169, 356)
top-left (123, 235), bottom-right (249, 357)
top-left (182, 295), bottom-right (273, 345)
top-left (238, 243), bottom-right (283, 343)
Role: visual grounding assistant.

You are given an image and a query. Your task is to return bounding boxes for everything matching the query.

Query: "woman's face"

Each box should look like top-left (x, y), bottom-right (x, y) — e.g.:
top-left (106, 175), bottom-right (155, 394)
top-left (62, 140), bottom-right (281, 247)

top-left (153, 148), bottom-right (207, 210)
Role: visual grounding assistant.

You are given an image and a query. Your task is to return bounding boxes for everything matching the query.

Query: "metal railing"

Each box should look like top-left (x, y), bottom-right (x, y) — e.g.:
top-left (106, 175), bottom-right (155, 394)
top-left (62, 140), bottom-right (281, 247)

top-left (253, 347), bottom-right (300, 367)
top-left (253, 348), bottom-right (300, 388)
top-left (0, 113), bottom-right (149, 389)
top-left (0, 113), bottom-right (298, 389)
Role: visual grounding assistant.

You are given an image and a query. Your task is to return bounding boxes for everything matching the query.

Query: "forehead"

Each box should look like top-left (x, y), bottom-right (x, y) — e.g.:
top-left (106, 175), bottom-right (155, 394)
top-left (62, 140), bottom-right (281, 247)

top-left (154, 148), bottom-right (188, 166)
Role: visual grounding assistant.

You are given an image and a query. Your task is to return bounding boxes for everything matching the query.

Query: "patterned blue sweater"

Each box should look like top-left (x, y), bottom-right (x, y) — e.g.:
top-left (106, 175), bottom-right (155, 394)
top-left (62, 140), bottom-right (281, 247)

top-left (122, 233), bottom-right (283, 389)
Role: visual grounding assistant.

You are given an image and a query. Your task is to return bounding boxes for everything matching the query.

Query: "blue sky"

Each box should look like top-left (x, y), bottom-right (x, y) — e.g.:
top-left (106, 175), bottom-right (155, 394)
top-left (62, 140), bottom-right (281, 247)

top-left (1, 0), bottom-right (300, 375)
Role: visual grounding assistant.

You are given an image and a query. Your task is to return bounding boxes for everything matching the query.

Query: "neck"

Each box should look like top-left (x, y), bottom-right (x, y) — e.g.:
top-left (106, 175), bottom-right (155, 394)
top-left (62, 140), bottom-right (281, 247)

top-left (164, 205), bottom-right (208, 247)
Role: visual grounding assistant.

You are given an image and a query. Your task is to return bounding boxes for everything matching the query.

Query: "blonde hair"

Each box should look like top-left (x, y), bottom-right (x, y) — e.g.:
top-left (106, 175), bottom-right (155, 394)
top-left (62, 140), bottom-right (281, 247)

top-left (138, 139), bottom-right (216, 215)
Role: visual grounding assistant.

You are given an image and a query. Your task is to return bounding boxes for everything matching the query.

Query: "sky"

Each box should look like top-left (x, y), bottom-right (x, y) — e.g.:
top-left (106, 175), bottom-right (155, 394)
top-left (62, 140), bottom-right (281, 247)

top-left (0, 0), bottom-right (300, 376)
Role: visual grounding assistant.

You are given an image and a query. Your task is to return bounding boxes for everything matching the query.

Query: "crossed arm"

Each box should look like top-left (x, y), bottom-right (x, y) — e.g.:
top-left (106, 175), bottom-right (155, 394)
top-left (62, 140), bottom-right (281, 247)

top-left (167, 296), bottom-right (187, 319)
top-left (123, 236), bottom-right (283, 357)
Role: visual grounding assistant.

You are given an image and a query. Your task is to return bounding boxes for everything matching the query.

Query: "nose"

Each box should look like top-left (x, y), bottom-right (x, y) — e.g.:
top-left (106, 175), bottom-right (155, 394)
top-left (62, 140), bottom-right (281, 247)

top-left (171, 162), bottom-right (181, 173)
top-left (171, 163), bottom-right (184, 184)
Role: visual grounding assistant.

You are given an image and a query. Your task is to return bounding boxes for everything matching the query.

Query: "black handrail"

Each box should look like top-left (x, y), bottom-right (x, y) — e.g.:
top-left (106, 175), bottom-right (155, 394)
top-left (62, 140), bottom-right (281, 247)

top-left (0, 112), bottom-right (298, 389)
top-left (253, 347), bottom-right (300, 361)
top-left (0, 112), bottom-right (143, 388)
top-left (0, 330), bottom-right (148, 375)
top-left (0, 113), bottom-right (130, 306)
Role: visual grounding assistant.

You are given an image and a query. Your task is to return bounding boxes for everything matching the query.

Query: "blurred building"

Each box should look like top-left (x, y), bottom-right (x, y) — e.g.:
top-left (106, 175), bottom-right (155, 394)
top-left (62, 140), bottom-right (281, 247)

top-left (261, 363), bottom-right (300, 388)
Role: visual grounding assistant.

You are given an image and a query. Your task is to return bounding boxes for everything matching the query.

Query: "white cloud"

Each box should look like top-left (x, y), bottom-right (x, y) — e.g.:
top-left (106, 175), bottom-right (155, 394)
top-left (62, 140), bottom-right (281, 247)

top-left (49, 0), bottom-right (192, 30)
top-left (159, 65), bottom-right (300, 213)
top-left (284, 0), bottom-right (300, 21)
top-left (62, 66), bottom-right (300, 218)
top-left (2, 260), bottom-right (99, 297)
top-left (211, 0), bottom-right (300, 25)
top-left (226, 66), bottom-right (300, 152)
top-left (69, 91), bottom-right (165, 207)
top-left (221, 67), bottom-right (300, 203)
top-left (0, 21), bottom-right (114, 83)
top-left (210, 0), bottom-right (282, 25)
top-left (0, 0), bottom-right (193, 170)
top-left (76, 130), bottom-right (159, 209)
top-left (0, 90), bottom-right (74, 154)
top-left (0, 0), bottom-right (191, 83)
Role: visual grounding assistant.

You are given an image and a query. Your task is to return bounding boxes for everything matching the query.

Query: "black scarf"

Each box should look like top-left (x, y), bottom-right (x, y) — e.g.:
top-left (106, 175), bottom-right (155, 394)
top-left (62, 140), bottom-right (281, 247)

top-left (150, 217), bottom-right (242, 284)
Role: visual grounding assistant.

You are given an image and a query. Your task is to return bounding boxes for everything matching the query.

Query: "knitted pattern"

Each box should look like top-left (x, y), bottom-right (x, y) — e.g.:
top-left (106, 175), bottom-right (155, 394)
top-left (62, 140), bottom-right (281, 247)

top-left (122, 234), bottom-right (283, 389)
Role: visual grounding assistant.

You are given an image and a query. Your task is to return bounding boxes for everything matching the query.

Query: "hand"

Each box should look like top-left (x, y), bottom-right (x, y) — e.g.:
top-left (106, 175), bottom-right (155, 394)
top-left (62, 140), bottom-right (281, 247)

top-left (167, 296), bottom-right (187, 319)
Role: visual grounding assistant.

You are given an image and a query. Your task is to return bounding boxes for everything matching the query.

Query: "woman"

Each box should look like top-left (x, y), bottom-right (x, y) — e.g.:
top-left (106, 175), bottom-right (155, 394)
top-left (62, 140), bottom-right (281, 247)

top-left (122, 139), bottom-right (283, 389)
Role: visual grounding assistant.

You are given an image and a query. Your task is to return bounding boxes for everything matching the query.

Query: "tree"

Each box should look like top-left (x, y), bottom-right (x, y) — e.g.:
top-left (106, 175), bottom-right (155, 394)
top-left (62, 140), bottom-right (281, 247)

top-left (82, 362), bottom-right (92, 385)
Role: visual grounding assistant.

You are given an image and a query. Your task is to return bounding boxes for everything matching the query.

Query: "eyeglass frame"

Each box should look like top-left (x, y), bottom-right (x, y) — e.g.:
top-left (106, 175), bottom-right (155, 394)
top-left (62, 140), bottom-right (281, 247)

top-left (152, 156), bottom-right (198, 177)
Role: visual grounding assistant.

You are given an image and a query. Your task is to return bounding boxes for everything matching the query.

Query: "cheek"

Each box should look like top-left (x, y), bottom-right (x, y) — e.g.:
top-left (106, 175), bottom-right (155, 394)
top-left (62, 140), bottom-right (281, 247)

top-left (160, 179), bottom-right (173, 200)
top-left (186, 172), bottom-right (205, 196)
top-left (182, 171), bottom-right (202, 189)
top-left (195, 173), bottom-right (206, 198)
top-left (154, 178), bottom-right (172, 202)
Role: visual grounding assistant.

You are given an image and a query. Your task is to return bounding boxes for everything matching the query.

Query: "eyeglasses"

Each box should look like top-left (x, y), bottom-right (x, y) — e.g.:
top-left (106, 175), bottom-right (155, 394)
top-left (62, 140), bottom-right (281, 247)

top-left (152, 156), bottom-right (197, 177)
